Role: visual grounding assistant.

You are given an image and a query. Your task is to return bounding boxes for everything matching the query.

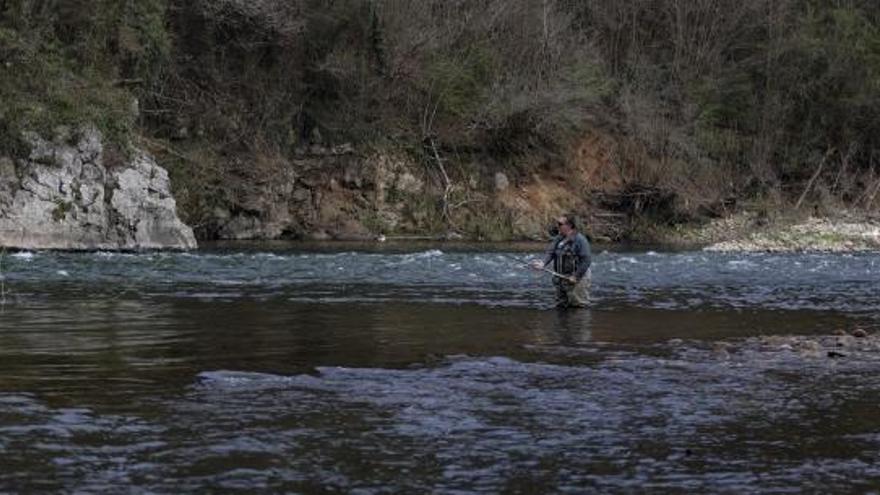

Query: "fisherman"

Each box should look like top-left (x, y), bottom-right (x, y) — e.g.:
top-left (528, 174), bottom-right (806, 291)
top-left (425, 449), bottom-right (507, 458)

top-left (531, 214), bottom-right (592, 308)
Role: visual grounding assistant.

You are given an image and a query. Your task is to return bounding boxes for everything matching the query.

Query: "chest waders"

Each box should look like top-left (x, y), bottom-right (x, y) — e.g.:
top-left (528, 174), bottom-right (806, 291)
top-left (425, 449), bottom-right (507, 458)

top-left (555, 240), bottom-right (578, 276)
top-left (553, 238), bottom-right (590, 308)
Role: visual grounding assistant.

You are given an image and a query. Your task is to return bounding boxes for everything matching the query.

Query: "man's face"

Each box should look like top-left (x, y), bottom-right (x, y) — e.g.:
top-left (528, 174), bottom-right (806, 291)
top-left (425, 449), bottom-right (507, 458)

top-left (557, 218), bottom-right (573, 236)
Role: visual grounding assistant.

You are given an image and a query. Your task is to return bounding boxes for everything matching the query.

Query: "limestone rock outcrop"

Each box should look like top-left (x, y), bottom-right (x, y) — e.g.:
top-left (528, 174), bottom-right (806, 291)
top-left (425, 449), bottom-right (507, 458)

top-left (0, 128), bottom-right (196, 250)
top-left (210, 148), bottom-right (427, 241)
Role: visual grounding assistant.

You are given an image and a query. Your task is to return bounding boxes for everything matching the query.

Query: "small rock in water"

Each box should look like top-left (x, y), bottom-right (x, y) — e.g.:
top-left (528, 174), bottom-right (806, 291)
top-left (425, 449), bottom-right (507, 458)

top-left (827, 350), bottom-right (846, 359)
top-left (798, 340), bottom-right (823, 359)
top-left (760, 335), bottom-right (797, 350)
top-left (833, 328), bottom-right (847, 336)
top-left (712, 343), bottom-right (730, 360)
top-left (852, 328), bottom-right (868, 338)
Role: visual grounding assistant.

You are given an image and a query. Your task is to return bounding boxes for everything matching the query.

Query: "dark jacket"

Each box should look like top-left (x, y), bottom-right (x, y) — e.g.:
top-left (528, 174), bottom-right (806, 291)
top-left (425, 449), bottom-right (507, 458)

top-left (543, 232), bottom-right (591, 281)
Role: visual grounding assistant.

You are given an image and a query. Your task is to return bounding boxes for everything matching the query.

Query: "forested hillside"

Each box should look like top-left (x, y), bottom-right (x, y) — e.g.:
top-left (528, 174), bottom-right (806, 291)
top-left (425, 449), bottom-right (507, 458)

top-left (3, 0), bottom-right (880, 240)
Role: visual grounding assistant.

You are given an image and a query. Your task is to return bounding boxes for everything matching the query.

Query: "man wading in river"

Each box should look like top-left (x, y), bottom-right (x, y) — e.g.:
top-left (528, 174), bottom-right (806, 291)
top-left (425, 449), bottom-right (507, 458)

top-left (531, 214), bottom-right (592, 308)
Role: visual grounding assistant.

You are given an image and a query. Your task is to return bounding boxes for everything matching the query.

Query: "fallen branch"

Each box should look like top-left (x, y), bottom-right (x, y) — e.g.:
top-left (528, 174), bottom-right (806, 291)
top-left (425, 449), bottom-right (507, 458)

top-left (863, 176), bottom-right (880, 210)
top-left (112, 78), bottom-right (144, 87)
top-left (138, 136), bottom-right (198, 164)
top-left (796, 148), bottom-right (834, 211)
top-left (426, 135), bottom-right (454, 222)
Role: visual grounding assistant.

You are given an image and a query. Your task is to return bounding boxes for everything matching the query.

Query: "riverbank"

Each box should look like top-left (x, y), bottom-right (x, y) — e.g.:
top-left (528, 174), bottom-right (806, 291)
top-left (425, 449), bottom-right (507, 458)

top-left (702, 213), bottom-right (880, 252)
top-left (2, 127), bottom-right (878, 253)
top-left (627, 209), bottom-right (880, 253)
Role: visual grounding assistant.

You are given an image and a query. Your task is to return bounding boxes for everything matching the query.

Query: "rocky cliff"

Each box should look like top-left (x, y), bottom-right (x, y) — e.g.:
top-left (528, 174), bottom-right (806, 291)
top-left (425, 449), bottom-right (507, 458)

top-left (202, 146), bottom-right (429, 241)
top-left (188, 131), bottom-right (634, 242)
top-left (0, 128), bottom-right (196, 250)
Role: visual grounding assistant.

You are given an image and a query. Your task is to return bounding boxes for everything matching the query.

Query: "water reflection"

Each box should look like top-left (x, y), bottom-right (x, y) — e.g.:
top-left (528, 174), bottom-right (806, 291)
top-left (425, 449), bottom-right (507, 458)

top-left (524, 309), bottom-right (594, 346)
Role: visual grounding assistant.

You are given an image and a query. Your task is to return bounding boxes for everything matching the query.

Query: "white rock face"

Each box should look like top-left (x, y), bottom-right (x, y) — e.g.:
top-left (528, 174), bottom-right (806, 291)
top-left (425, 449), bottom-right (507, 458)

top-left (0, 128), bottom-right (196, 250)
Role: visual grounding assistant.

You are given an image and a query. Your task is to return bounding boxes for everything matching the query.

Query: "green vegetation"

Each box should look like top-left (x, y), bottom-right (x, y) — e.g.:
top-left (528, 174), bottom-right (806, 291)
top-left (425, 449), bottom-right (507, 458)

top-left (51, 198), bottom-right (71, 221)
top-left (2, 0), bottom-right (880, 236)
top-left (0, 0), bottom-right (169, 151)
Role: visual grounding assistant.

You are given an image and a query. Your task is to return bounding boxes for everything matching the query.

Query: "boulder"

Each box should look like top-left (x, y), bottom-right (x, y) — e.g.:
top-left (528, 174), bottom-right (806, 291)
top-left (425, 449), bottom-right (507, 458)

top-left (494, 172), bottom-right (510, 192)
top-left (0, 128), bottom-right (196, 250)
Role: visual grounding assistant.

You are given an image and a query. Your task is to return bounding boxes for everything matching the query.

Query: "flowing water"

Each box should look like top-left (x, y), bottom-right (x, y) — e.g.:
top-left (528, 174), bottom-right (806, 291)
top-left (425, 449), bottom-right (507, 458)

top-left (1, 242), bottom-right (879, 493)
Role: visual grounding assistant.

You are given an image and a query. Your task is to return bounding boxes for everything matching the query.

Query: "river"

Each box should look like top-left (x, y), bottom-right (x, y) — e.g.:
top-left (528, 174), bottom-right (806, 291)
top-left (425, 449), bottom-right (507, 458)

top-left (1, 242), bottom-right (879, 492)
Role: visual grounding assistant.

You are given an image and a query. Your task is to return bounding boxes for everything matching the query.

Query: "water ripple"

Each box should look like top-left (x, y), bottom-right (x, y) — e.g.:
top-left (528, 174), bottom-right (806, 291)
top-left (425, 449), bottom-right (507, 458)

top-left (3, 249), bottom-right (878, 313)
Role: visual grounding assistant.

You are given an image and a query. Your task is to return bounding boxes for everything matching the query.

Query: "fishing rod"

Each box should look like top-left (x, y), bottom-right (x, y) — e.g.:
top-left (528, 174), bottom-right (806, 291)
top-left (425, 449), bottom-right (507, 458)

top-left (499, 253), bottom-right (576, 282)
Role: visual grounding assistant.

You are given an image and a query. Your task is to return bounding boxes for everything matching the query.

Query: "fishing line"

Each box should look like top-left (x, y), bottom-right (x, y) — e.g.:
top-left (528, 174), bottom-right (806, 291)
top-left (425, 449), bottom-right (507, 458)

top-left (498, 252), bottom-right (573, 281)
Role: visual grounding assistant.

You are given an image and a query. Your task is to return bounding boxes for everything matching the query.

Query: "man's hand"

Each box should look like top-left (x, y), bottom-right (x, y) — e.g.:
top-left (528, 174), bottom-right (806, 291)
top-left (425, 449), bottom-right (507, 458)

top-left (567, 275), bottom-right (578, 284)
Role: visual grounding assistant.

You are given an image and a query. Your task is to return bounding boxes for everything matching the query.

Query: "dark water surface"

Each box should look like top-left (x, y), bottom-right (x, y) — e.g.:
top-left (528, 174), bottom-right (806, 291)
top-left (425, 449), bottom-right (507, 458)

top-left (1, 243), bottom-right (880, 493)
